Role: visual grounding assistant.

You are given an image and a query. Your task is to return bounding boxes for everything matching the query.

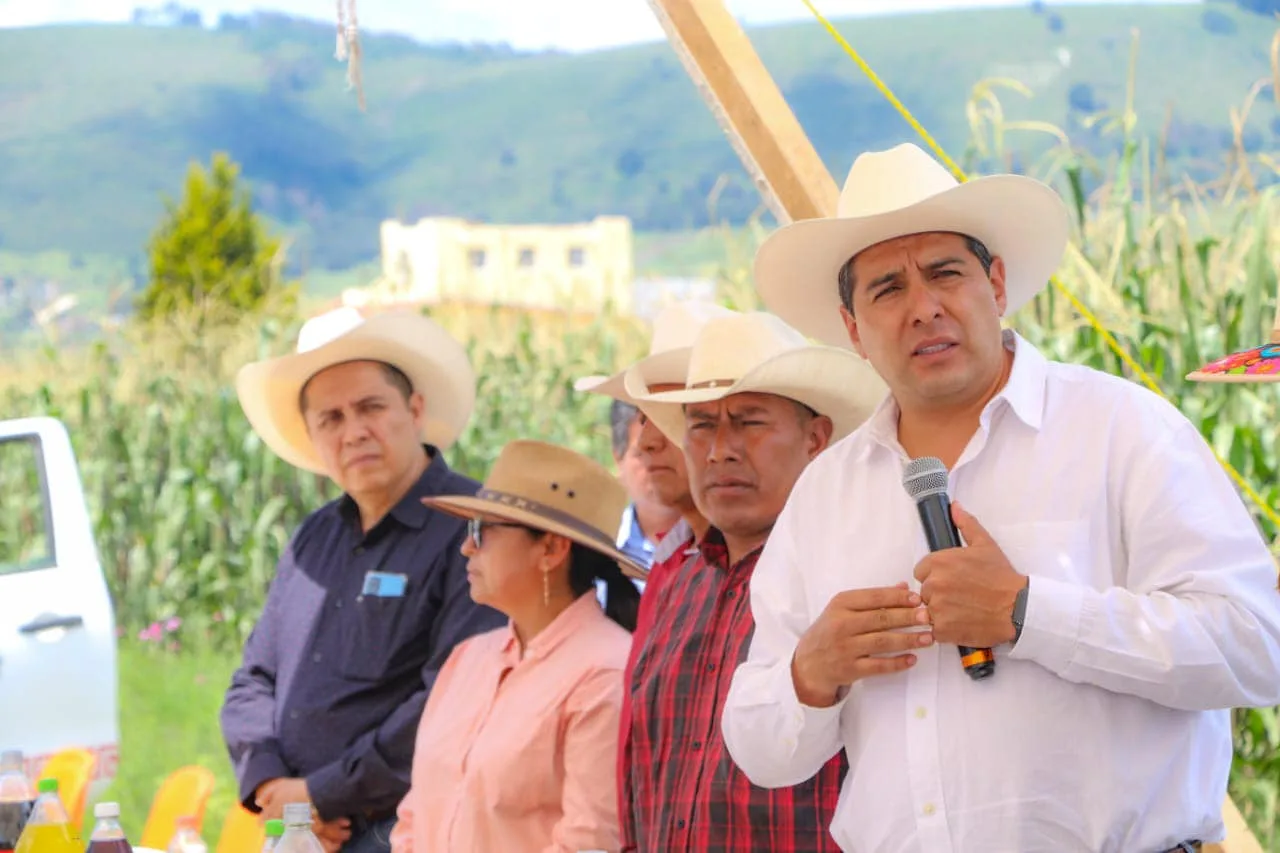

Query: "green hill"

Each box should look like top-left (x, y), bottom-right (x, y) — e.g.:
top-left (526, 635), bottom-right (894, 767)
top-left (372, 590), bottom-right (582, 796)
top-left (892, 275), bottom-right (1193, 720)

top-left (0, 2), bottom-right (1276, 275)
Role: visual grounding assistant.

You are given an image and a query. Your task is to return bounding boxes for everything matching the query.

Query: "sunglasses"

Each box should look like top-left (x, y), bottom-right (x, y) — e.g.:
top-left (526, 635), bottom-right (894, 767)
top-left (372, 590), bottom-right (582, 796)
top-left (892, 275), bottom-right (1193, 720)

top-left (467, 517), bottom-right (533, 549)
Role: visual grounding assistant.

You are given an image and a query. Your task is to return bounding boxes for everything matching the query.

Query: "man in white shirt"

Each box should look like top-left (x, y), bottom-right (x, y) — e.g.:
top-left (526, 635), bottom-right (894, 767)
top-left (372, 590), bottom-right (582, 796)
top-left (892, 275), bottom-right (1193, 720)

top-left (720, 142), bottom-right (1280, 853)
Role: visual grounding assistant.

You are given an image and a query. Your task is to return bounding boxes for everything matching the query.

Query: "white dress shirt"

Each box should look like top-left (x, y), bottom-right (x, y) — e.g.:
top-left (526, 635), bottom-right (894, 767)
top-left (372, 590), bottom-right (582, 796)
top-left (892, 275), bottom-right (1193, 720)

top-left (721, 331), bottom-right (1280, 853)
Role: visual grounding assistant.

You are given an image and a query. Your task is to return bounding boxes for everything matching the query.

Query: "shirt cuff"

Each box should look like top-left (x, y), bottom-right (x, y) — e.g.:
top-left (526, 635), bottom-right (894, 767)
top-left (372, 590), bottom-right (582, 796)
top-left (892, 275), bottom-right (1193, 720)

top-left (305, 761), bottom-right (350, 821)
top-left (1007, 575), bottom-right (1084, 675)
top-left (239, 749), bottom-right (291, 813)
top-left (773, 654), bottom-right (849, 739)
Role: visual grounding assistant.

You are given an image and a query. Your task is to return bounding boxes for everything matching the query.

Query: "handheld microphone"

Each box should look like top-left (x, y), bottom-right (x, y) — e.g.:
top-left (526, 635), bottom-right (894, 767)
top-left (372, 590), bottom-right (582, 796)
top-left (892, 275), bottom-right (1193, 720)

top-left (901, 456), bottom-right (996, 681)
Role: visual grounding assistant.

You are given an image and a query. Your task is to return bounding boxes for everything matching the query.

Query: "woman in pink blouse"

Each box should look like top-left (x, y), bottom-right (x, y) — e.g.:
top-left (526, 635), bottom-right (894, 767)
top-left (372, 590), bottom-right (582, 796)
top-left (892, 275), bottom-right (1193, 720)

top-left (390, 439), bottom-right (645, 853)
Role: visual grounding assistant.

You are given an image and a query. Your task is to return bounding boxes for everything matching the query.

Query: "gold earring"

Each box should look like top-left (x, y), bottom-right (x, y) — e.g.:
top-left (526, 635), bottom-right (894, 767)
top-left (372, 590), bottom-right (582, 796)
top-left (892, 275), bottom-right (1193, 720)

top-left (543, 571), bottom-right (550, 607)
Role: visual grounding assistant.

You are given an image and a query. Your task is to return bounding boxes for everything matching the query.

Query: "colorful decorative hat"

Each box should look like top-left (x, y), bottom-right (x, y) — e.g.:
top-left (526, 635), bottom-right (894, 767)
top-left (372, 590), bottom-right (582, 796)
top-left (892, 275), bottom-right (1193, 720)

top-left (1186, 299), bottom-right (1280, 383)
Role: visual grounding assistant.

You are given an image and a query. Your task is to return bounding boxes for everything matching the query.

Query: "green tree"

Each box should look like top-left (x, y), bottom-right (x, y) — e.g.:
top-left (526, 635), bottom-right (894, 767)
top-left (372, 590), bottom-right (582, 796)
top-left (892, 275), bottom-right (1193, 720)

top-left (138, 152), bottom-right (297, 321)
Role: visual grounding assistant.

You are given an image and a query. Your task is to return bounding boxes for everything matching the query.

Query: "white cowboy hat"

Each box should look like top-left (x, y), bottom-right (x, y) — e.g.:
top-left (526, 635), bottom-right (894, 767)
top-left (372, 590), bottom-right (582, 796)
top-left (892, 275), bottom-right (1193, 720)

top-left (236, 306), bottom-right (476, 474)
top-left (423, 439), bottom-right (647, 580)
top-left (753, 142), bottom-right (1071, 349)
top-left (573, 299), bottom-right (737, 401)
top-left (621, 311), bottom-right (888, 443)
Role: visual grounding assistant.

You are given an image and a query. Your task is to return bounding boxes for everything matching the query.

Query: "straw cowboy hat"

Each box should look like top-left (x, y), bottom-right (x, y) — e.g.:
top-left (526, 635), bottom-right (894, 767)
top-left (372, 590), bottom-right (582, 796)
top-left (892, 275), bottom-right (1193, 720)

top-left (753, 142), bottom-right (1071, 349)
top-left (236, 306), bottom-right (476, 474)
top-left (422, 440), bottom-right (647, 581)
top-left (621, 311), bottom-right (888, 443)
top-left (573, 299), bottom-right (737, 401)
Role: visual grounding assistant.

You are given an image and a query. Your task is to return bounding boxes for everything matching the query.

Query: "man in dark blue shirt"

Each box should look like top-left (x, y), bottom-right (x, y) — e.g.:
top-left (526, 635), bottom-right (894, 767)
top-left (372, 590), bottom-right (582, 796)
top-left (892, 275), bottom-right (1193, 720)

top-left (221, 307), bottom-right (506, 853)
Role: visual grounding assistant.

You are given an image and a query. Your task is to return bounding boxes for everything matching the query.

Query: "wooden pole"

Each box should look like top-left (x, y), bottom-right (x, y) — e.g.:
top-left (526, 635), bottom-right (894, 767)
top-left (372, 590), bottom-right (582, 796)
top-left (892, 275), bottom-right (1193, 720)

top-left (646, 2), bottom-right (1268, 852)
top-left (643, 0), bottom-right (839, 225)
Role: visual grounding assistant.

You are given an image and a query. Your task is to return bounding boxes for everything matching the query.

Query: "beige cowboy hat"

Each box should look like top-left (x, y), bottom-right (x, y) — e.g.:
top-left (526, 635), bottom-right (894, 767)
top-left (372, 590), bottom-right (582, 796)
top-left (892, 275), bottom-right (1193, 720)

top-left (753, 142), bottom-right (1071, 349)
top-left (573, 299), bottom-right (738, 401)
top-left (236, 306), bottom-right (476, 474)
top-left (621, 311), bottom-right (888, 443)
top-left (422, 439), bottom-right (647, 581)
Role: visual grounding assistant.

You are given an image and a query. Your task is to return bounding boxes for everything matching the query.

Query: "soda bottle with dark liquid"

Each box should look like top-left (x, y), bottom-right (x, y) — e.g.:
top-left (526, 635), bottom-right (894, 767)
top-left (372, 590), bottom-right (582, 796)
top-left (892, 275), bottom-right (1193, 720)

top-left (86, 801), bottom-right (133, 852)
top-left (0, 751), bottom-right (34, 853)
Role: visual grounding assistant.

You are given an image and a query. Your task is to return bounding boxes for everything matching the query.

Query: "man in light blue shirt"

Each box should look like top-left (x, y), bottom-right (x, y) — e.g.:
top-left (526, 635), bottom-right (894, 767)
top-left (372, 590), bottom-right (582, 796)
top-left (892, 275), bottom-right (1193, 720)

top-left (609, 398), bottom-right (681, 594)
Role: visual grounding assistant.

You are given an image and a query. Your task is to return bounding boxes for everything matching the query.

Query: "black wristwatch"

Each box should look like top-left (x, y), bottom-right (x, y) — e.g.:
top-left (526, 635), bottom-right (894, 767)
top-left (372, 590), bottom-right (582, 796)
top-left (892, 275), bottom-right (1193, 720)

top-left (1011, 580), bottom-right (1029, 644)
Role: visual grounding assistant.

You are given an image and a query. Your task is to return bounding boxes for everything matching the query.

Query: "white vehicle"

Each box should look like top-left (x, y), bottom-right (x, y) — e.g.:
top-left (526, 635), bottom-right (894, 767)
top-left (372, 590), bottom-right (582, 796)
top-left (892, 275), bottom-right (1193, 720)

top-left (0, 416), bottom-right (119, 786)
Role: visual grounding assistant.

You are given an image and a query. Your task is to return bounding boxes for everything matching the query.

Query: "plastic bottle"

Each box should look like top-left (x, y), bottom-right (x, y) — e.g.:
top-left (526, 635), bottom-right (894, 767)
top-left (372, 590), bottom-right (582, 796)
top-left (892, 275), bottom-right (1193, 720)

top-left (272, 804), bottom-right (322, 853)
top-left (14, 778), bottom-right (80, 853)
top-left (260, 819), bottom-right (284, 852)
top-left (0, 751), bottom-right (34, 853)
top-left (165, 816), bottom-right (207, 853)
top-left (86, 801), bottom-right (133, 852)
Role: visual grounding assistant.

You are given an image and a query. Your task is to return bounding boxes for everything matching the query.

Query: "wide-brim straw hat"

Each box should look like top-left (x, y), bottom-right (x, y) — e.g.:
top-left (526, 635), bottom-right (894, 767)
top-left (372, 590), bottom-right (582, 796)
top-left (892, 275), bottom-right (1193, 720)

top-left (622, 311), bottom-right (888, 443)
top-left (573, 299), bottom-right (738, 402)
top-left (422, 439), bottom-right (647, 581)
top-left (753, 142), bottom-right (1071, 349)
top-left (236, 306), bottom-right (476, 474)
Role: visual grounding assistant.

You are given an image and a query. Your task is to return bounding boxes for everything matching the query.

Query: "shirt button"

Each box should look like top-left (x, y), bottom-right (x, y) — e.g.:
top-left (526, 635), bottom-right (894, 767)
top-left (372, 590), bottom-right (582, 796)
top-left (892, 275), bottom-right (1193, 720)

top-left (313, 653), bottom-right (323, 663)
top-left (915, 706), bottom-right (927, 719)
top-left (707, 663), bottom-right (717, 673)
top-left (692, 741), bottom-right (702, 750)
top-left (353, 546), bottom-right (365, 555)
top-left (725, 590), bottom-right (736, 600)
top-left (335, 601), bottom-right (343, 609)
top-left (290, 711), bottom-right (299, 720)
top-left (676, 820), bottom-right (686, 830)
top-left (923, 803), bottom-right (936, 816)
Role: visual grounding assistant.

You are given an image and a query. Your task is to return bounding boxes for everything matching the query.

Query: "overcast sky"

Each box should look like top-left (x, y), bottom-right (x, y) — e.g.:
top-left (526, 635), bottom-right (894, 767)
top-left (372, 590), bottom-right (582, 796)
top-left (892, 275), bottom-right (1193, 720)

top-left (0, 0), bottom-right (1202, 52)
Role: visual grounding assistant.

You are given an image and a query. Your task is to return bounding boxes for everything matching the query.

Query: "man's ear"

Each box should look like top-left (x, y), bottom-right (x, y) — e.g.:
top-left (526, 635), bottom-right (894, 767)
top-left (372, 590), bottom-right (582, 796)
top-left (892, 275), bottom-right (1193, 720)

top-left (840, 306), bottom-right (867, 359)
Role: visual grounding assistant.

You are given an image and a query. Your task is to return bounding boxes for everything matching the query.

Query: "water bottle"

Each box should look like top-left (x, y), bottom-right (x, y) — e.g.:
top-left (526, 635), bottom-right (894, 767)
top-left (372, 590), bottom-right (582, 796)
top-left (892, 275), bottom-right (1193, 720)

top-left (260, 819), bottom-right (284, 852)
top-left (86, 801), bottom-right (134, 852)
top-left (0, 751), bottom-right (34, 853)
top-left (273, 804), bottom-right (322, 853)
top-left (165, 816), bottom-right (207, 853)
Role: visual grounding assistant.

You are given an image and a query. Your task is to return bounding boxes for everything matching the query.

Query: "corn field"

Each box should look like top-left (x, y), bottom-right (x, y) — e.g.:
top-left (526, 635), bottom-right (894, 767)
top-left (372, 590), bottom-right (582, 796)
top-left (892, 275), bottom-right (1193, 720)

top-left (3, 55), bottom-right (1280, 844)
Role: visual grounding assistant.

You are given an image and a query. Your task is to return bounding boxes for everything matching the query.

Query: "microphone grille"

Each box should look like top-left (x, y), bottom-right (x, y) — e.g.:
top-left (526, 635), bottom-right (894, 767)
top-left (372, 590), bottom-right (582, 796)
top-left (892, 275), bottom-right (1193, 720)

top-left (902, 456), bottom-right (949, 501)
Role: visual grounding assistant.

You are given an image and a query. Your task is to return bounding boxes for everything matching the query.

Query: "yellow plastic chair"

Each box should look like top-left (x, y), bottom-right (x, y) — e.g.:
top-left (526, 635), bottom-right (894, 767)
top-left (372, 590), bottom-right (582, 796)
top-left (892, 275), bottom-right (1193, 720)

top-left (215, 802), bottom-right (265, 853)
top-left (36, 747), bottom-right (98, 828)
top-left (138, 765), bottom-right (217, 848)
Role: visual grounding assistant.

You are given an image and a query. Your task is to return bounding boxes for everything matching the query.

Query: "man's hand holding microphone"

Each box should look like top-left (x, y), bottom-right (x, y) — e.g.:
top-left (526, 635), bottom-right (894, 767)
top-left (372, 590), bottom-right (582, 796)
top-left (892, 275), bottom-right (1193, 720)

top-left (790, 457), bottom-right (1029, 708)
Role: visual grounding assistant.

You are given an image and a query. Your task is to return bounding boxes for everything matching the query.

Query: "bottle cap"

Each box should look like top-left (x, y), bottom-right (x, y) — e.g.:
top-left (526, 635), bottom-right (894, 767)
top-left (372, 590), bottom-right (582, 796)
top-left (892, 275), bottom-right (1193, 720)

top-left (265, 819), bottom-right (285, 837)
top-left (283, 802), bottom-right (312, 826)
top-left (175, 815), bottom-right (197, 829)
top-left (37, 778), bottom-right (58, 794)
top-left (95, 802), bottom-right (120, 819)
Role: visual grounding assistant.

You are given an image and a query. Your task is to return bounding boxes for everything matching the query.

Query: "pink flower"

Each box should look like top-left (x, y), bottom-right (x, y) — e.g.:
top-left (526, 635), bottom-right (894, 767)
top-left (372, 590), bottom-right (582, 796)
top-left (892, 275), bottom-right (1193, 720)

top-left (165, 617), bottom-right (182, 633)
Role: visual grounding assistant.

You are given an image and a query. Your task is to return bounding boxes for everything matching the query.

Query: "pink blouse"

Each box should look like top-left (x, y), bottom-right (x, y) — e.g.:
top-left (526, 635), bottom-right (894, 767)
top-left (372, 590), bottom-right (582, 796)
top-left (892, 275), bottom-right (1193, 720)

top-left (390, 593), bottom-right (630, 853)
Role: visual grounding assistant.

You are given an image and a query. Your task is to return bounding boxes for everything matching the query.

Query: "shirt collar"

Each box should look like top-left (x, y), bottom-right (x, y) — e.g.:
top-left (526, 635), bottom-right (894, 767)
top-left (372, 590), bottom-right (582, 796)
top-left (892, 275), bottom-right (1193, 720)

top-left (339, 444), bottom-right (455, 532)
top-left (697, 526), bottom-right (761, 574)
top-left (499, 592), bottom-right (606, 665)
top-left (859, 329), bottom-right (1048, 460)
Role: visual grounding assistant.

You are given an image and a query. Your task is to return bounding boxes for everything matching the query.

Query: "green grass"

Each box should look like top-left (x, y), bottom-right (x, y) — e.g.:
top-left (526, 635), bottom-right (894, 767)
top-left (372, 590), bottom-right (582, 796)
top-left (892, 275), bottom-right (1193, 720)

top-left (90, 642), bottom-right (239, 845)
top-left (0, 4), bottom-right (1278, 272)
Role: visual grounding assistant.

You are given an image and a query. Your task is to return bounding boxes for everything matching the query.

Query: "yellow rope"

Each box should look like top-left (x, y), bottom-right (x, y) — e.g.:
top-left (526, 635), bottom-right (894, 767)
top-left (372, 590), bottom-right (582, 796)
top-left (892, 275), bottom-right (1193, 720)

top-left (799, 0), bottom-right (1280, 533)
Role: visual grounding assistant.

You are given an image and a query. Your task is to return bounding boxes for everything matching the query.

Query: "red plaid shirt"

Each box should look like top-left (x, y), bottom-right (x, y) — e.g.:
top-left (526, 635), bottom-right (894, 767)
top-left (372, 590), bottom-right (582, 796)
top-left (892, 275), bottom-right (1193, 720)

top-left (620, 527), bottom-right (846, 852)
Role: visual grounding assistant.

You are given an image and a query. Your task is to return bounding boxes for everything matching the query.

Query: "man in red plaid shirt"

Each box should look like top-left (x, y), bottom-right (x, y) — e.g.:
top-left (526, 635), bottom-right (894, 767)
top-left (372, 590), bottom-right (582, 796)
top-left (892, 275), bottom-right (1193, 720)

top-left (573, 299), bottom-right (732, 824)
top-left (617, 310), bottom-right (888, 851)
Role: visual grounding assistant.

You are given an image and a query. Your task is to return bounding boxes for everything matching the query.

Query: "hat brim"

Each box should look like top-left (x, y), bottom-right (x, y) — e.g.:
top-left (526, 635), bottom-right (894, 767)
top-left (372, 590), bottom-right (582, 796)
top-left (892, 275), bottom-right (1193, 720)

top-left (1186, 342), bottom-right (1280, 383)
top-left (236, 313), bottom-right (476, 474)
top-left (753, 175), bottom-right (1071, 349)
top-left (421, 494), bottom-right (648, 581)
top-left (624, 347), bottom-right (888, 446)
top-left (574, 349), bottom-right (693, 403)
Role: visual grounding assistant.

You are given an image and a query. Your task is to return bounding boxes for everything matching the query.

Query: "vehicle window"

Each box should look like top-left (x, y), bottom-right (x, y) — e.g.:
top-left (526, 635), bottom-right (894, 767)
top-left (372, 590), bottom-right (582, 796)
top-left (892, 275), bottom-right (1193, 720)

top-left (0, 436), bottom-right (55, 575)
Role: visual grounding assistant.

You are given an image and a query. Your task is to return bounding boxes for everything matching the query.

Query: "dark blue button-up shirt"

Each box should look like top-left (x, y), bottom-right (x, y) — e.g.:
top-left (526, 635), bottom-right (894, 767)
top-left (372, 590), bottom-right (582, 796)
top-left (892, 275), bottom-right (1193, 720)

top-left (219, 447), bottom-right (507, 821)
